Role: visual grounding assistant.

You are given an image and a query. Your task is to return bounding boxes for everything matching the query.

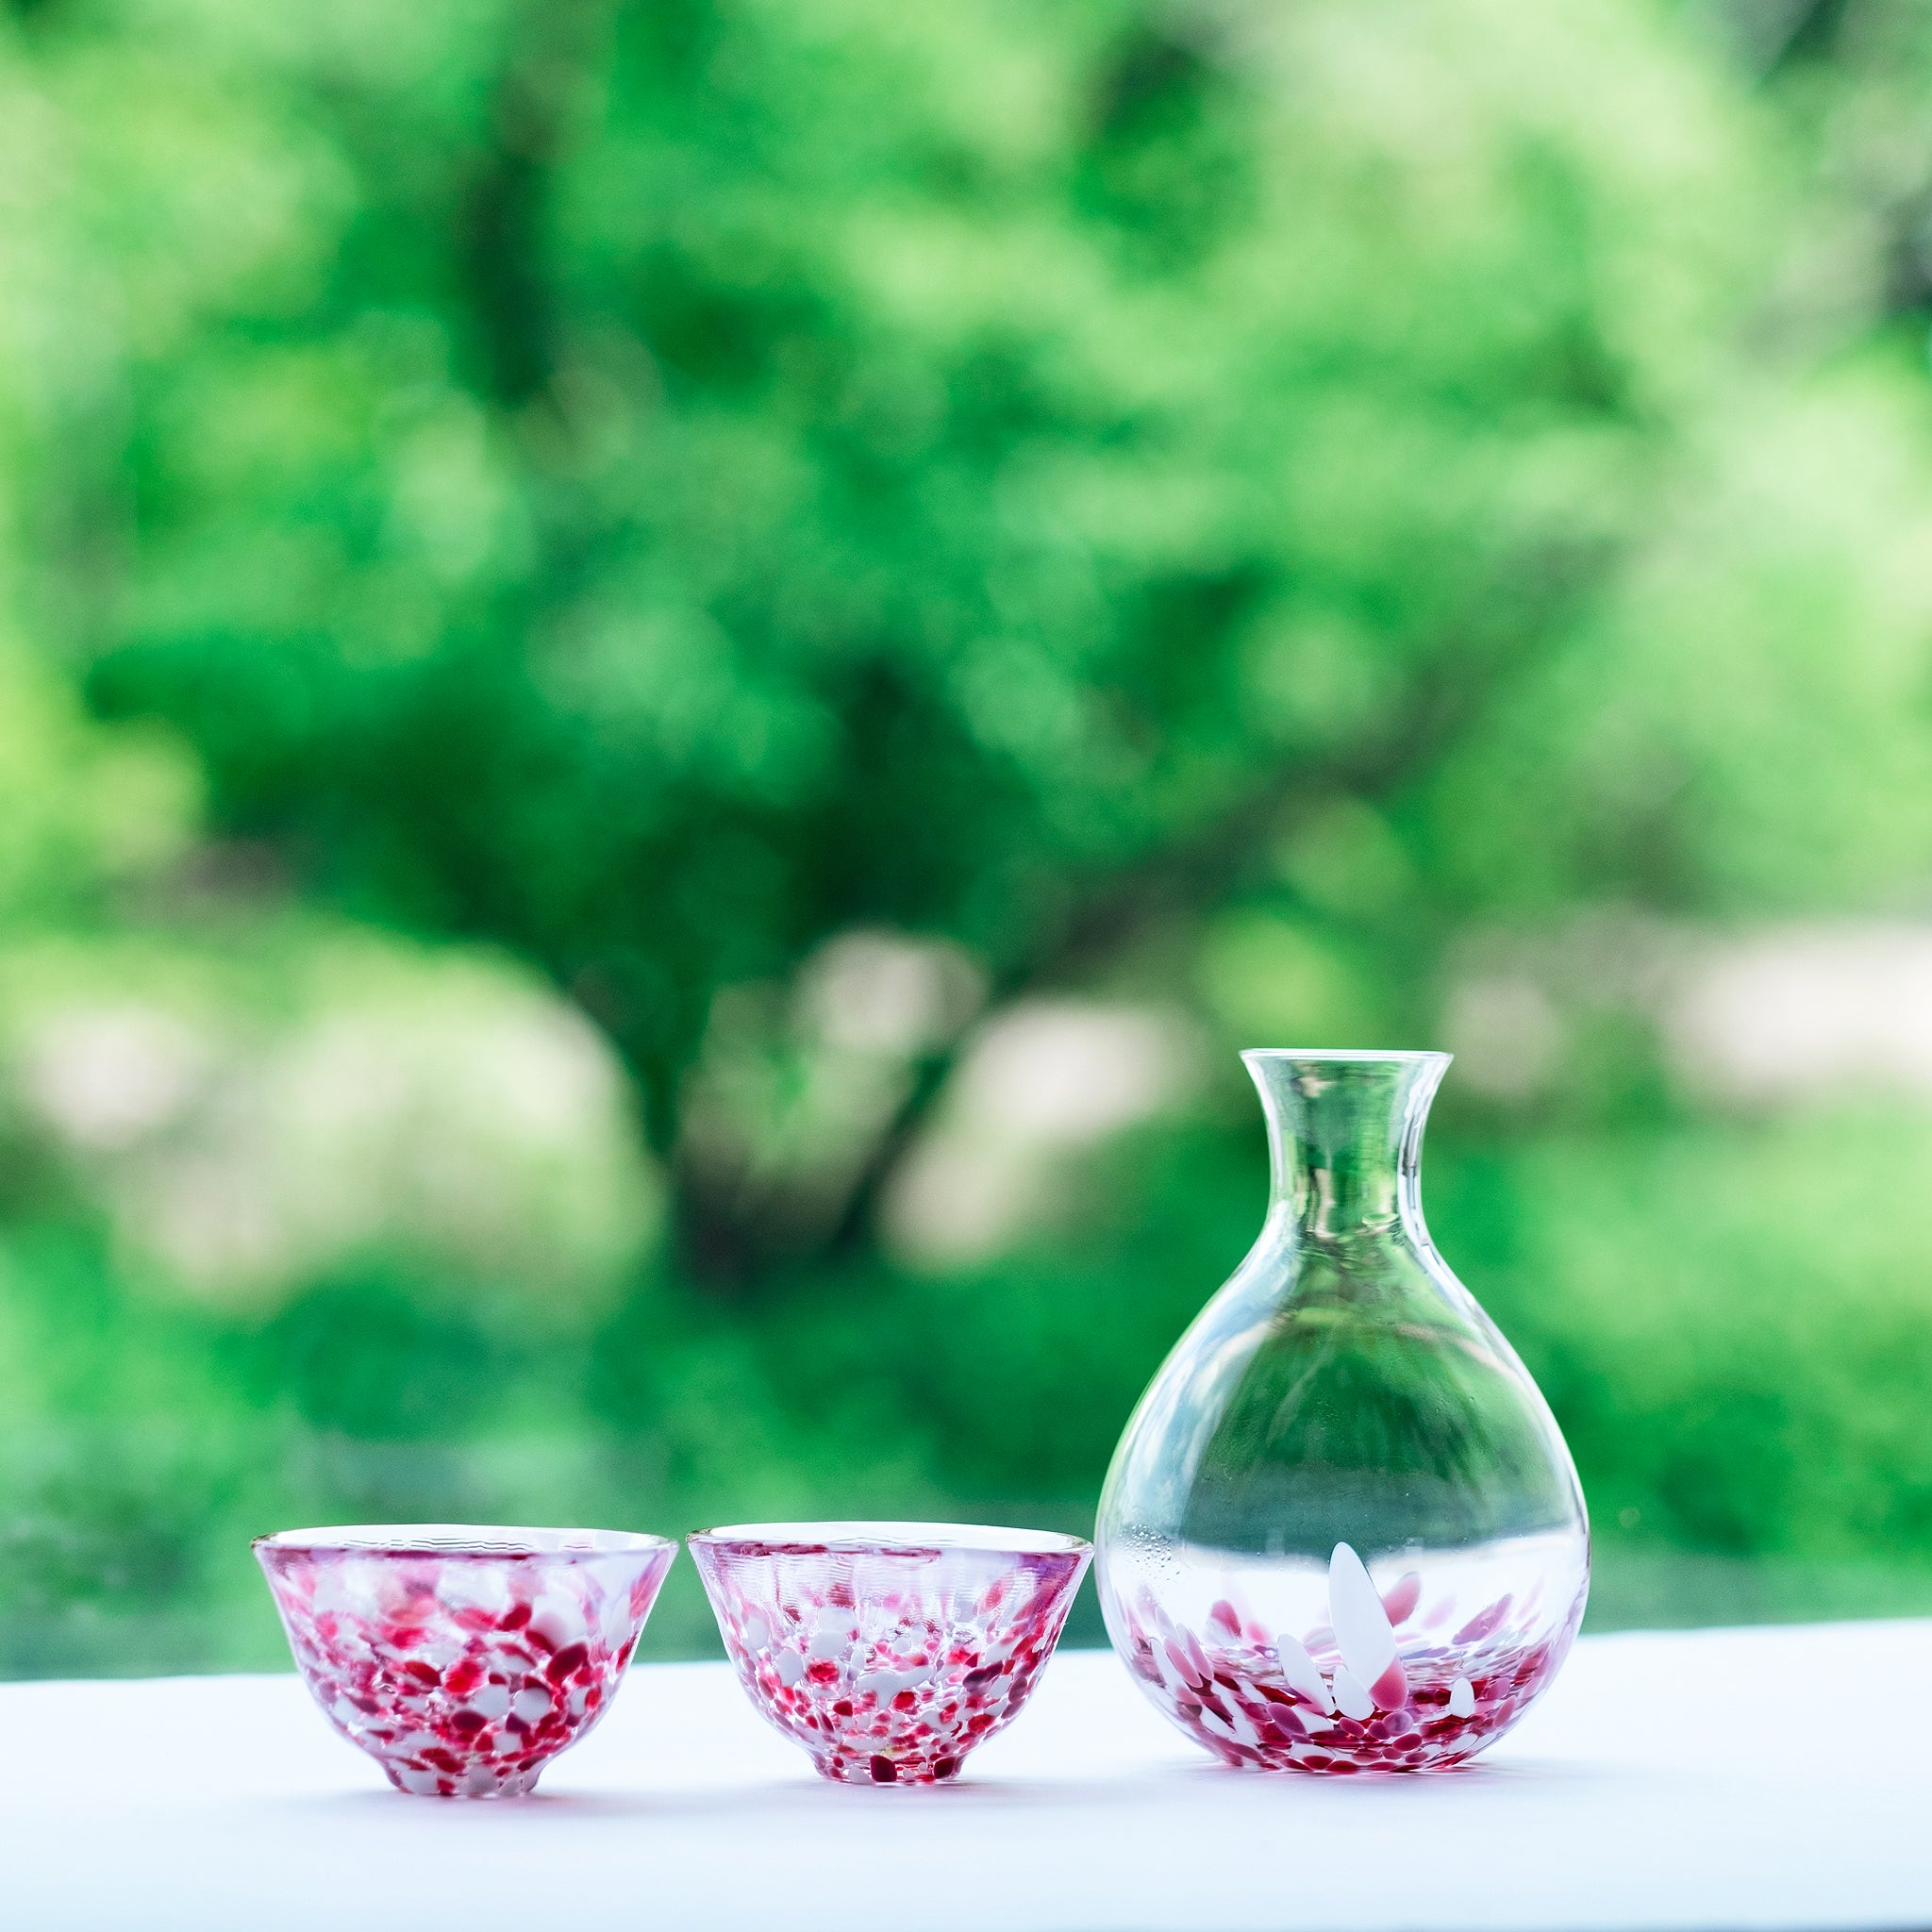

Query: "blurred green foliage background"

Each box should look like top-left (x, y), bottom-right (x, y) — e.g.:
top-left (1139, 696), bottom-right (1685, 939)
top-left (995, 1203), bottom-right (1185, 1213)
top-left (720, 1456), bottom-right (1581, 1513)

top-left (5, 0), bottom-right (1932, 1674)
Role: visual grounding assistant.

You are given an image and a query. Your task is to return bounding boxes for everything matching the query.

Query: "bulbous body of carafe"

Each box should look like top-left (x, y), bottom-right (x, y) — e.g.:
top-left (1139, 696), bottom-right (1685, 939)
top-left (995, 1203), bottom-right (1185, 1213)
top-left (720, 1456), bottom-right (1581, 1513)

top-left (1096, 1050), bottom-right (1588, 1773)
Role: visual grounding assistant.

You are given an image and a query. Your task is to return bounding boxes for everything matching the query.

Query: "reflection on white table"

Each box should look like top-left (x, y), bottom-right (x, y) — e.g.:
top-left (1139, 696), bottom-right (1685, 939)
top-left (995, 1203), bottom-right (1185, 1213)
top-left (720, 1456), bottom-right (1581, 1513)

top-left (4, 1622), bottom-right (1925, 1931)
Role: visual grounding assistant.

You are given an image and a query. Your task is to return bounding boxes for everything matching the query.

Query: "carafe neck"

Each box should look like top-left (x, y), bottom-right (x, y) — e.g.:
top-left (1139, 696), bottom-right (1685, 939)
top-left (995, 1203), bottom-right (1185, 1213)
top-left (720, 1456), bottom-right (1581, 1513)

top-left (1243, 1050), bottom-right (1449, 1241)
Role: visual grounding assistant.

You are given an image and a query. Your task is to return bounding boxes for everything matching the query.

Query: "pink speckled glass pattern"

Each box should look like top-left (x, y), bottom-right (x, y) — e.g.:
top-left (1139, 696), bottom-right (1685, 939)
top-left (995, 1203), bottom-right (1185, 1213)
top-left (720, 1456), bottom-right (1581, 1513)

top-left (1114, 1541), bottom-right (1585, 1772)
top-left (691, 1522), bottom-right (1091, 1786)
top-left (255, 1524), bottom-right (675, 1797)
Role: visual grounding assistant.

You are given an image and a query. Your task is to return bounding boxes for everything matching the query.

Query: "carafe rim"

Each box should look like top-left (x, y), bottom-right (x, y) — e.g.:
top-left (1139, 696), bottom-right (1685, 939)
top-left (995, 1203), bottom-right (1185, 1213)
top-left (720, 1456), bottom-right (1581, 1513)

top-left (1241, 1047), bottom-right (1452, 1064)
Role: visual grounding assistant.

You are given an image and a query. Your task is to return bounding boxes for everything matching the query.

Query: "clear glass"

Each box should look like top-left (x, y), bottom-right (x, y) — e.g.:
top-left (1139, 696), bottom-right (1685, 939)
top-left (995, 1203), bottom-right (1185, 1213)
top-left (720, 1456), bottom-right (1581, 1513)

top-left (1096, 1051), bottom-right (1589, 1773)
top-left (690, 1521), bottom-right (1091, 1785)
top-left (255, 1524), bottom-right (676, 1796)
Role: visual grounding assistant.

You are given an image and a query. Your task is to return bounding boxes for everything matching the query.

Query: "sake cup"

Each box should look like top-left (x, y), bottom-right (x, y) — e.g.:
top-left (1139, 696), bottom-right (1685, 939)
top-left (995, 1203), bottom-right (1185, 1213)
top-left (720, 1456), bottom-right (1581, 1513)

top-left (255, 1524), bottom-right (675, 1796)
top-left (690, 1520), bottom-right (1091, 1785)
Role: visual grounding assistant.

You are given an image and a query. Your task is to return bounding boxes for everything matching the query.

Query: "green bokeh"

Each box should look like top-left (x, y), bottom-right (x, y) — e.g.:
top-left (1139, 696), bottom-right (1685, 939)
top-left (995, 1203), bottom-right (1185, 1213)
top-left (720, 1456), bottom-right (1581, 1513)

top-left (4, 0), bottom-right (1932, 1674)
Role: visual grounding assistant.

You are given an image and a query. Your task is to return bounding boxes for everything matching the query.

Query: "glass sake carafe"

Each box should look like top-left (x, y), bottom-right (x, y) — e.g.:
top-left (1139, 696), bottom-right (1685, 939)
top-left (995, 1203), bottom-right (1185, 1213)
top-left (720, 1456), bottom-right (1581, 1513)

top-left (1096, 1049), bottom-right (1588, 1773)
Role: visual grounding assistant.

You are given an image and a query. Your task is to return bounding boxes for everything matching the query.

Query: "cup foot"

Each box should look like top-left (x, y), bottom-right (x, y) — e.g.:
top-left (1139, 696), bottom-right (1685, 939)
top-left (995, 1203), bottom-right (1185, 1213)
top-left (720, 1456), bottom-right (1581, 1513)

top-left (382, 1760), bottom-right (544, 1798)
top-left (815, 1751), bottom-right (964, 1788)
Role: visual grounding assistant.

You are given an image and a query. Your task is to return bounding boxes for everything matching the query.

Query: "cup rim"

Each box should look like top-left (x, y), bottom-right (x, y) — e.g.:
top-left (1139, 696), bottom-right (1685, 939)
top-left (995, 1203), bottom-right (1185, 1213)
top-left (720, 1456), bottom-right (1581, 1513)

top-left (253, 1524), bottom-right (675, 1560)
top-left (689, 1520), bottom-right (1092, 1557)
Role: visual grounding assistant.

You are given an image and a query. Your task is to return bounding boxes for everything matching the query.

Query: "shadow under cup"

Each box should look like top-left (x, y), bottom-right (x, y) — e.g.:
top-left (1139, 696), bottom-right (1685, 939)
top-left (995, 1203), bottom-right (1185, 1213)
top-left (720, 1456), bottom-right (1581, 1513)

top-left (691, 1521), bottom-right (1092, 1786)
top-left (256, 1524), bottom-right (675, 1797)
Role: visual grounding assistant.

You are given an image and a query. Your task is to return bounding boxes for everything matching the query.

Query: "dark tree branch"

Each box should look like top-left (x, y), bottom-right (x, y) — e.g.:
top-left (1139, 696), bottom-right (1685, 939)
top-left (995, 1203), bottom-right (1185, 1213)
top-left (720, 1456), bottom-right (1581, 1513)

top-left (462, 0), bottom-right (608, 407)
top-left (812, 607), bottom-right (1579, 1271)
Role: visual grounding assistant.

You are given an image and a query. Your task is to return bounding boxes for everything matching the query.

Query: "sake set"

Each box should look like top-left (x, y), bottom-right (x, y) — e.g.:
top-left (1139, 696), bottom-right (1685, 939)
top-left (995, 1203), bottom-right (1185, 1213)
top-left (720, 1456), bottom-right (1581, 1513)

top-left (255, 1051), bottom-right (1591, 1795)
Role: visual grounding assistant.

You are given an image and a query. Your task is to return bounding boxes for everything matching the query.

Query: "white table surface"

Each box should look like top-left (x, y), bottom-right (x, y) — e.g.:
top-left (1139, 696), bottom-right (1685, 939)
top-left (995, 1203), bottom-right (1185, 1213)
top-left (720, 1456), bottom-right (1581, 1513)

top-left (4, 1621), bottom-right (1925, 1931)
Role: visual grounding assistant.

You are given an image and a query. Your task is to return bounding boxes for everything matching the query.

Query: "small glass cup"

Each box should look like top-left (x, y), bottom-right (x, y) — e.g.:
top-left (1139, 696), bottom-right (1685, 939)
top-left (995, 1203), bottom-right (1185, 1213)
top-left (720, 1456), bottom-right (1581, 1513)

top-left (690, 1520), bottom-right (1091, 1786)
top-left (255, 1524), bottom-right (675, 1796)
